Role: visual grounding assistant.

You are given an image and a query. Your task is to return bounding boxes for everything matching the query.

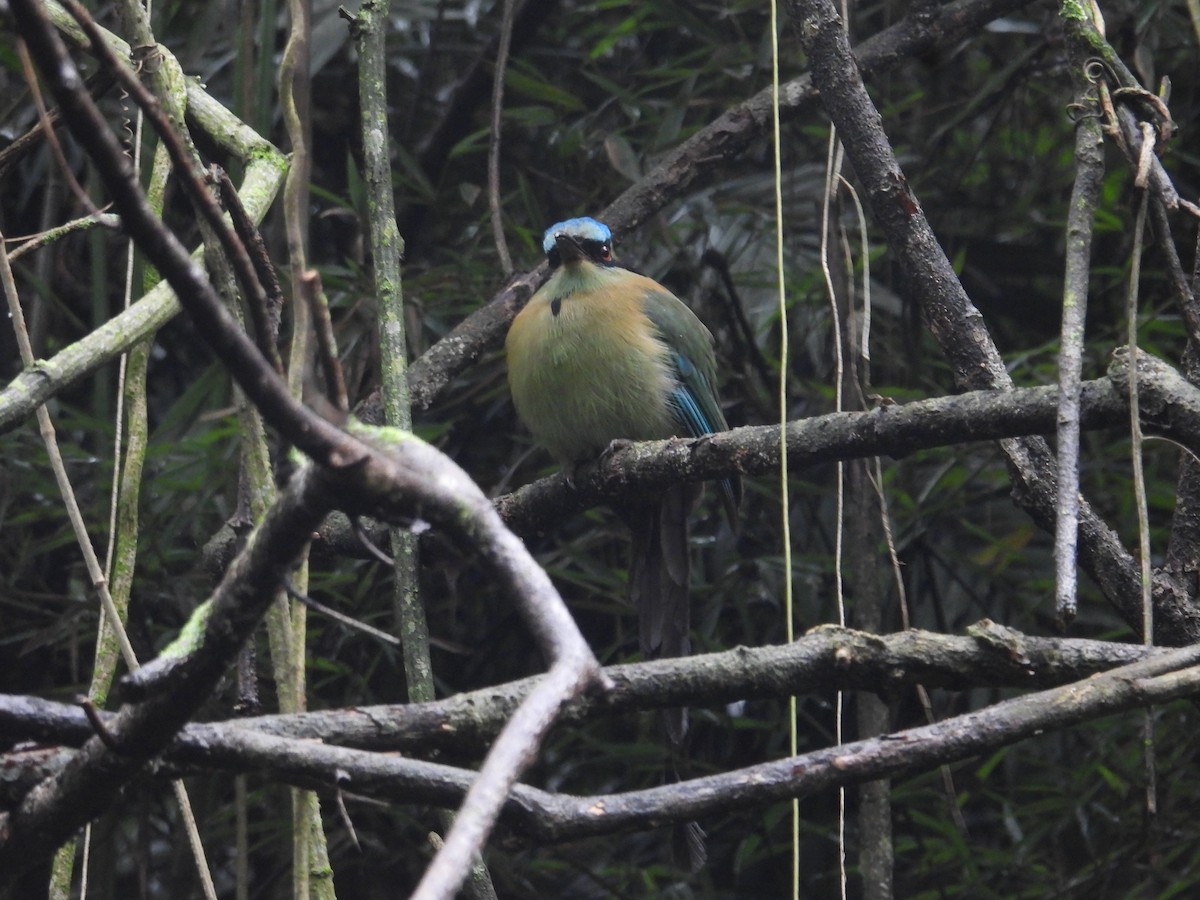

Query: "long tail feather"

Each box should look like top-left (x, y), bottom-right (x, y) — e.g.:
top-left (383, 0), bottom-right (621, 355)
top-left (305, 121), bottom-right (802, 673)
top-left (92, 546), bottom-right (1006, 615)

top-left (626, 484), bottom-right (707, 869)
top-left (627, 483), bottom-right (697, 744)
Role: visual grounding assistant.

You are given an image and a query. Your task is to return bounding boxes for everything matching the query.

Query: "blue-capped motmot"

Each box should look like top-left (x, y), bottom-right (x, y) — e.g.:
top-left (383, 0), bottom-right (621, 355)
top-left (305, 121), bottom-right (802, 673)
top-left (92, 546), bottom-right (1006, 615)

top-left (506, 216), bottom-right (740, 743)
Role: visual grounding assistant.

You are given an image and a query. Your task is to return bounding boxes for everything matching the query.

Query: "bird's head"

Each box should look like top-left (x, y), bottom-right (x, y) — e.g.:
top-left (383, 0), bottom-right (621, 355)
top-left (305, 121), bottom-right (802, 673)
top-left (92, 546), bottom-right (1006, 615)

top-left (542, 217), bottom-right (615, 269)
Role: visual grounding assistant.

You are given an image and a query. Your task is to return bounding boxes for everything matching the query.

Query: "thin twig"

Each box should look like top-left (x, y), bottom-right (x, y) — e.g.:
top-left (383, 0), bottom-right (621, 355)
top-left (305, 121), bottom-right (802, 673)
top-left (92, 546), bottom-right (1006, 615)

top-left (818, 101), bottom-right (850, 900)
top-left (1, 231), bottom-right (140, 672)
top-left (0, 69), bottom-right (118, 177)
top-left (333, 777), bottom-right (362, 852)
top-left (300, 270), bottom-right (349, 413)
top-left (277, 0), bottom-right (329, 890)
top-left (487, 0), bottom-right (516, 275)
top-left (284, 581), bottom-right (400, 646)
top-left (14, 37), bottom-right (99, 215)
top-left (1126, 182), bottom-right (1157, 827)
top-left (765, 0), bottom-right (800, 888)
top-left (345, 10), bottom-right (450, 883)
top-left (351, 516), bottom-right (395, 566)
top-left (700, 248), bottom-right (775, 392)
top-left (7, 212), bottom-right (120, 261)
top-left (215, 165), bottom-right (286, 369)
top-left (77, 697), bottom-right (119, 750)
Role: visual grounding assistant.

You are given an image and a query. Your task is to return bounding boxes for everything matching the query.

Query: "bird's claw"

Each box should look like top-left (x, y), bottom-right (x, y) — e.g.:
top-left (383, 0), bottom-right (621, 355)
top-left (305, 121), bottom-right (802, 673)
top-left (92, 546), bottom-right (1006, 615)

top-left (601, 438), bottom-right (635, 463)
top-left (562, 462), bottom-right (580, 489)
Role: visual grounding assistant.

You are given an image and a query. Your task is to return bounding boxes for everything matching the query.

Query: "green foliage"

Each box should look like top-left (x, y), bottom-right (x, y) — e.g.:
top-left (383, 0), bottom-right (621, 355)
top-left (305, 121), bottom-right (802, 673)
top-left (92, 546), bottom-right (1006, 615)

top-left (4, 0), bottom-right (1200, 896)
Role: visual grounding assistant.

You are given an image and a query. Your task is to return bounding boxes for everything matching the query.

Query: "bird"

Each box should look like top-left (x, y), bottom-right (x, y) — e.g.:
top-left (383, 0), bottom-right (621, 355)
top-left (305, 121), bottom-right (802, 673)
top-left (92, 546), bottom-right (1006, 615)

top-left (506, 216), bottom-right (740, 745)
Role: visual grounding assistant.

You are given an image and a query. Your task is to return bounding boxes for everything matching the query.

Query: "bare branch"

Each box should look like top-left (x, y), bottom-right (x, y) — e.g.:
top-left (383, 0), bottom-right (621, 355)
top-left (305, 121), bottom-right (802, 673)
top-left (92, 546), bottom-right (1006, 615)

top-left (0, 625), bottom-right (1173, 760)
top-left (4, 630), bottom-right (1195, 845)
top-left (522, 643), bottom-right (1200, 841)
top-left (1055, 18), bottom-right (1108, 625)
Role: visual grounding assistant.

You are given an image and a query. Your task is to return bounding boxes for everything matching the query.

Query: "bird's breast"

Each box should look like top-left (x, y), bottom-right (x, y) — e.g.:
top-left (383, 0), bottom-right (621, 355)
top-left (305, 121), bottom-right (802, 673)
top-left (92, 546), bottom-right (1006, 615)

top-left (506, 279), bottom-right (679, 464)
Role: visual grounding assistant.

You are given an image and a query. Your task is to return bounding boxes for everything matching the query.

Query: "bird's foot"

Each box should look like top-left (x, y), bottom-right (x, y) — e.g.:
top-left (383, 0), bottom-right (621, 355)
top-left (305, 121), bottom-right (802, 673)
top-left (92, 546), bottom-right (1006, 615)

top-left (601, 438), bottom-right (635, 463)
top-left (562, 460), bottom-right (582, 489)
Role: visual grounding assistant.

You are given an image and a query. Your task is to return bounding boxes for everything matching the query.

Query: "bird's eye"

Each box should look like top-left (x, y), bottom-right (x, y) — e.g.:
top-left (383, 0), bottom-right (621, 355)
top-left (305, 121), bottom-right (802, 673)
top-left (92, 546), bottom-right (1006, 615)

top-left (600, 243), bottom-right (612, 262)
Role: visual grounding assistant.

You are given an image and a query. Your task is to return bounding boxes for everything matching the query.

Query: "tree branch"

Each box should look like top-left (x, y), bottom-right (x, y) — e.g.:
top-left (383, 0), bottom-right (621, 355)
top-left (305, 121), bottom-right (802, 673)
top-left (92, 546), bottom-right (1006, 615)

top-left (272, 369), bottom-right (1141, 569)
top-left (0, 624), bottom-right (1175, 764)
top-left (1054, 18), bottom-right (1106, 624)
top-left (4, 629), bottom-right (1195, 846)
top-left (521, 642), bottom-right (1200, 841)
top-left (332, 353), bottom-right (1200, 647)
top-left (497, 351), bottom-right (1200, 537)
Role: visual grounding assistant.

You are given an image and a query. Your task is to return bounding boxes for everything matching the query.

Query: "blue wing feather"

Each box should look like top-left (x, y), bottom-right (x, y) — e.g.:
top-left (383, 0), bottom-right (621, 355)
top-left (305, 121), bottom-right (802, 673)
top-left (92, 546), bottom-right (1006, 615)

top-left (668, 354), bottom-right (718, 438)
top-left (666, 352), bottom-right (740, 521)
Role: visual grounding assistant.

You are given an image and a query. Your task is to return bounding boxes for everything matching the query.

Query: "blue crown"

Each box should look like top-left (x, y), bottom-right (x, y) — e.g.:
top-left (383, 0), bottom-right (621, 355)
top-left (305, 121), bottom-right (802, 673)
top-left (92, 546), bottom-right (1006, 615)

top-left (542, 217), bottom-right (612, 254)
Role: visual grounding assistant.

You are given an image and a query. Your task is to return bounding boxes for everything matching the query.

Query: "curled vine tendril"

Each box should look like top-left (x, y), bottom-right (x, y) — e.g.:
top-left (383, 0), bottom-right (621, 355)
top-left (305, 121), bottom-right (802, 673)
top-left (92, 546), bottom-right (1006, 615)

top-left (1083, 57), bottom-right (1112, 86)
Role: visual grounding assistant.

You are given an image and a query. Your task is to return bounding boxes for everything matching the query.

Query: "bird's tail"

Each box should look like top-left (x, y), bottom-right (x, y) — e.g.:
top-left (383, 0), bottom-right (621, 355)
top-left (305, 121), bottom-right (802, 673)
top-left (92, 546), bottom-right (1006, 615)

top-left (628, 483), bottom-right (696, 744)
top-left (627, 484), bottom-right (707, 870)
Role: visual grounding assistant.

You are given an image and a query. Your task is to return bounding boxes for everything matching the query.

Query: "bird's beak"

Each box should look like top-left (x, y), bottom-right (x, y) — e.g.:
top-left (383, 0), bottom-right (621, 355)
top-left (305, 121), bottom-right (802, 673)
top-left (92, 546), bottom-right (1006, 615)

top-left (553, 231), bottom-right (587, 263)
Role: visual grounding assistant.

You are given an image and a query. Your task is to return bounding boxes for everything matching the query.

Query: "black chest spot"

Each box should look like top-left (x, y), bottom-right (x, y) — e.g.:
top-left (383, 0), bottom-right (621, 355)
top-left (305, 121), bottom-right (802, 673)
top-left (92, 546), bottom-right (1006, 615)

top-left (551, 297), bottom-right (562, 317)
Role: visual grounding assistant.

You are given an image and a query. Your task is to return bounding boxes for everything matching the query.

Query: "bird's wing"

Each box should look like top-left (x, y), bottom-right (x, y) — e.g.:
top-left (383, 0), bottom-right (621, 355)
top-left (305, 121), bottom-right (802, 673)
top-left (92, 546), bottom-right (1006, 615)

top-left (639, 287), bottom-right (727, 438)
top-left (641, 285), bottom-right (742, 520)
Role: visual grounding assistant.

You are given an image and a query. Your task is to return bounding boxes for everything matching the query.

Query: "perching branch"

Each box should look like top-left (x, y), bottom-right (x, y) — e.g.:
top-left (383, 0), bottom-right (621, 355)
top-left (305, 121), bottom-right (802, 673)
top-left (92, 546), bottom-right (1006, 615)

top-left (271, 365), bottom-right (1145, 573)
top-left (336, 354), bottom-right (1200, 647)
